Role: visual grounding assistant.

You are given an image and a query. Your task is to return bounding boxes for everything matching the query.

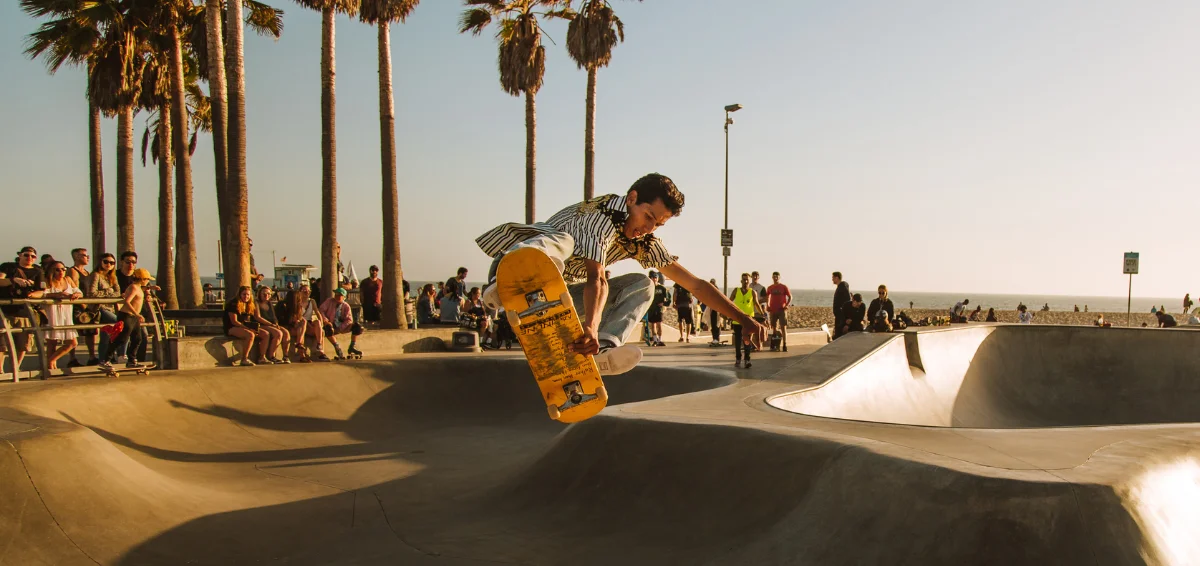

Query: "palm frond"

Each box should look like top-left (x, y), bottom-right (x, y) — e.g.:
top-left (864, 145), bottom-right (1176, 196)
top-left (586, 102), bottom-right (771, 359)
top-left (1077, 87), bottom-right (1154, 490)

top-left (292, 0), bottom-right (358, 17)
top-left (18, 0), bottom-right (79, 19)
top-left (360, 0), bottom-right (419, 25)
top-left (141, 126), bottom-right (150, 166)
top-left (459, 7), bottom-right (493, 35)
top-left (188, 131), bottom-right (198, 156)
top-left (565, 0), bottom-right (625, 69)
top-left (246, 0), bottom-right (285, 37)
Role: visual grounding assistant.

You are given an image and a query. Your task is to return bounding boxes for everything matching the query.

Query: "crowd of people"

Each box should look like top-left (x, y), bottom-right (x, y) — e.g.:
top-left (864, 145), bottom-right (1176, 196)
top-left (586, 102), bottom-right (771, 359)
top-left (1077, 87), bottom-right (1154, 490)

top-left (0, 245), bottom-right (159, 375)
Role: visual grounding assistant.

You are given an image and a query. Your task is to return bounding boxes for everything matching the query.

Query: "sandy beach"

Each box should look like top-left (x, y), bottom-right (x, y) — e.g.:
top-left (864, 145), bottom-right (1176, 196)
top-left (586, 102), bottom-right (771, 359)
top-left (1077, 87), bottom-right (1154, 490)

top-left (665, 306), bottom-right (1182, 330)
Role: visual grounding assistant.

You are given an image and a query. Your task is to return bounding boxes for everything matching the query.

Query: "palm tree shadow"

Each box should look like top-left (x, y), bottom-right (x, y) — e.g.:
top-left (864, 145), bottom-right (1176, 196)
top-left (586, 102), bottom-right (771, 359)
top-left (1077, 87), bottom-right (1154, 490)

top-left (166, 399), bottom-right (349, 433)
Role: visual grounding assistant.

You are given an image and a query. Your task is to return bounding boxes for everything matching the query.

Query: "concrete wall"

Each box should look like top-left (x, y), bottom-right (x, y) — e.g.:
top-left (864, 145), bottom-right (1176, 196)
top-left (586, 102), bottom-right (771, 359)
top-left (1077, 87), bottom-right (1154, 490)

top-left (169, 327), bottom-right (458, 370)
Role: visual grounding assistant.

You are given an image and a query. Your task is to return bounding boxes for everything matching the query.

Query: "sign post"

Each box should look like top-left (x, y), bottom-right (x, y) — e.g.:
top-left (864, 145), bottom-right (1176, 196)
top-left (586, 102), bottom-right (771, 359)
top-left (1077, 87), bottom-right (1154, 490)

top-left (1124, 252), bottom-right (1139, 327)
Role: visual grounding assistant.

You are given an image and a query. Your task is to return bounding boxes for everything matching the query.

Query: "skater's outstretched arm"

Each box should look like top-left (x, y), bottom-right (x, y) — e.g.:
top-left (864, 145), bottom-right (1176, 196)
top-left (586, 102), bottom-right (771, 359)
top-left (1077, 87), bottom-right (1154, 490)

top-left (568, 259), bottom-right (608, 356)
top-left (660, 262), bottom-right (767, 347)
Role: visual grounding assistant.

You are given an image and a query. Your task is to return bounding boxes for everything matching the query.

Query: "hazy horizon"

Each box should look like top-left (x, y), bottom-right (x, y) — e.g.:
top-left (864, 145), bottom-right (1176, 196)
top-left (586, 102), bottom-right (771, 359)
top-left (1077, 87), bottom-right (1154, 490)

top-left (3, 1), bottom-right (1198, 298)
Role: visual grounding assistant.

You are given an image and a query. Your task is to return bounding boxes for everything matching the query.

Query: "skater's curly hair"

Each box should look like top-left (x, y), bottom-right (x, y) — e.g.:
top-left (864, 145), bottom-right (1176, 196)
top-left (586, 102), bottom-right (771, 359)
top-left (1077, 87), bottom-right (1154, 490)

top-left (628, 173), bottom-right (685, 216)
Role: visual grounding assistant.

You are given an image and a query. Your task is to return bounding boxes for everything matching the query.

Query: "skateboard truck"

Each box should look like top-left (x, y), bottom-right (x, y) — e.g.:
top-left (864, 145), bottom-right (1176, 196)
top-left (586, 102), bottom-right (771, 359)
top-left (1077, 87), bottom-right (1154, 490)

top-left (547, 380), bottom-right (608, 420)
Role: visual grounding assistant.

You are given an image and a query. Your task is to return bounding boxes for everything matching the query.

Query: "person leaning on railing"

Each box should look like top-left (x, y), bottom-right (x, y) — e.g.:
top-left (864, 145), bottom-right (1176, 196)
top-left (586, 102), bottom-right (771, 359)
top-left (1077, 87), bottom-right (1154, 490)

top-left (42, 261), bottom-right (83, 375)
top-left (81, 253), bottom-right (122, 365)
top-left (98, 268), bottom-right (153, 373)
top-left (0, 246), bottom-right (47, 374)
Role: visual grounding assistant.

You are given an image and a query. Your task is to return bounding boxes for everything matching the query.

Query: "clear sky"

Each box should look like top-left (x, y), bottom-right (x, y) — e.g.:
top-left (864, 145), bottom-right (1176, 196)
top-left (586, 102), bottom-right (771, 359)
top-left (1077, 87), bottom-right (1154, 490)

top-left (2, 1), bottom-right (1197, 298)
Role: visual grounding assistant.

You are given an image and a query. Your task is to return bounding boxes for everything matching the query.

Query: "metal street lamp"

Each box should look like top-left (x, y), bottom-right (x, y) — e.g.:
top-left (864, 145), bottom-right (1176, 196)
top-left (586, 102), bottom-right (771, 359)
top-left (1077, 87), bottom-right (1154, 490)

top-left (722, 103), bottom-right (742, 296)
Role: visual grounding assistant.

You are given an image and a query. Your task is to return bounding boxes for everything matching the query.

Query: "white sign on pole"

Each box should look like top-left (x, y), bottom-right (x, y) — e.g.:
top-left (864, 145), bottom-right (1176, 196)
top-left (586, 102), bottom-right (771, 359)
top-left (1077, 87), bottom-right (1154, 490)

top-left (1123, 252), bottom-right (1139, 275)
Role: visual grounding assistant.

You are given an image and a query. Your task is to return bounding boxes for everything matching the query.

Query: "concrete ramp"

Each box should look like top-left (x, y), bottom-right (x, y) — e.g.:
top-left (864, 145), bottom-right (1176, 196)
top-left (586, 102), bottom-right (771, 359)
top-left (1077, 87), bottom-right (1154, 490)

top-left (768, 325), bottom-right (1200, 427)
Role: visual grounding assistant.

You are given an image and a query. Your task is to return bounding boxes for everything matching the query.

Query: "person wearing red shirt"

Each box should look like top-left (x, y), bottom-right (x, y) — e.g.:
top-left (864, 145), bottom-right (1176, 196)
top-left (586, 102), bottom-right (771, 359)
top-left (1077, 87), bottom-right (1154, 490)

top-left (766, 271), bottom-right (792, 352)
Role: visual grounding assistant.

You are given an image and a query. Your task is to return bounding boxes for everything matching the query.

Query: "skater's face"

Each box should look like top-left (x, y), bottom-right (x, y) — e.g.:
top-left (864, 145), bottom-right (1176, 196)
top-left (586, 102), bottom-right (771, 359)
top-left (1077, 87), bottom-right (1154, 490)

top-left (623, 193), bottom-right (673, 240)
top-left (772, 273), bottom-right (780, 283)
top-left (740, 274), bottom-right (750, 288)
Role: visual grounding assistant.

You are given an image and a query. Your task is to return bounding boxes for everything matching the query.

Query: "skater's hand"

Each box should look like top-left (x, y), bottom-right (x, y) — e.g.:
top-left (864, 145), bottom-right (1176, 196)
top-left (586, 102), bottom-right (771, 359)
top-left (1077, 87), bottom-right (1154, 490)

top-left (569, 327), bottom-right (601, 356)
top-left (739, 314), bottom-right (768, 349)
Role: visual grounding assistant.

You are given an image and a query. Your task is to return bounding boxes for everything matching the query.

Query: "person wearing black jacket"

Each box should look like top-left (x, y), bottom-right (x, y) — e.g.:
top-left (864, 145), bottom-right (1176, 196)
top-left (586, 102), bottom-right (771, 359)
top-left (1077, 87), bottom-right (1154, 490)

top-left (832, 271), bottom-right (850, 334)
top-left (866, 285), bottom-right (895, 332)
top-left (839, 294), bottom-right (866, 337)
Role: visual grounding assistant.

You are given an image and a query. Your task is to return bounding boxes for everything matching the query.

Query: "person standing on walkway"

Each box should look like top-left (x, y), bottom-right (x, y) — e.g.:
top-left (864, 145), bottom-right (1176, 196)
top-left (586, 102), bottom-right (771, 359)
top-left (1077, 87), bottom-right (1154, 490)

top-left (832, 271), bottom-right (850, 336)
top-left (766, 271), bottom-right (792, 351)
top-left (729, 273), bottom-right (766, 368)
top-left (1183, 293), bottom-right (1193, 315)
top-left (703, 278), bottom-right (722, 346)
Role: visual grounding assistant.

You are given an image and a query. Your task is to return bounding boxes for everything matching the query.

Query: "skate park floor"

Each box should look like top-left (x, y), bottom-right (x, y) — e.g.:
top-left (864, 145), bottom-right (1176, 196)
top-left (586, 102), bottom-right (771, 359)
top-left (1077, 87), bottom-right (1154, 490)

top-left (1, 325), bottom-right (1198, 565)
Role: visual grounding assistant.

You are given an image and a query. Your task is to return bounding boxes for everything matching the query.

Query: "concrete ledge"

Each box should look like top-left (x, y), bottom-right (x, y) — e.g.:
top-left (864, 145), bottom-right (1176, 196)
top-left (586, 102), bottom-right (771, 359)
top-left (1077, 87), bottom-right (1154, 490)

top-left (170, 327), bottom-right (459, 370)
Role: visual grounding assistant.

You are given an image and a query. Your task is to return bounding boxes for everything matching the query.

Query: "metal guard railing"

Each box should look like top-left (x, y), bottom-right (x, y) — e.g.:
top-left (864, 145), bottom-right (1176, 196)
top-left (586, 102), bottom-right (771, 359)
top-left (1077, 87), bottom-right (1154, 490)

top-left (0, 297), bottom-right (168, 382)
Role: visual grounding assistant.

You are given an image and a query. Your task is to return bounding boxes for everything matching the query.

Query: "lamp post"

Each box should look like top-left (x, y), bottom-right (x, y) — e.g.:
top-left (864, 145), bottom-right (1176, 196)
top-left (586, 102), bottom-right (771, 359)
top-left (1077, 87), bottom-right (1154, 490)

top-left (722, 103), bottom-right (742, 296)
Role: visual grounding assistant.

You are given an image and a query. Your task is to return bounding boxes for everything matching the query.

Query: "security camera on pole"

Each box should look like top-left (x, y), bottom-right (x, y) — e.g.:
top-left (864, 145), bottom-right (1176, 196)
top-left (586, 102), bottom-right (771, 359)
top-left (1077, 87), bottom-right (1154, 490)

top-left (722, 103), bottom-right (742, 296)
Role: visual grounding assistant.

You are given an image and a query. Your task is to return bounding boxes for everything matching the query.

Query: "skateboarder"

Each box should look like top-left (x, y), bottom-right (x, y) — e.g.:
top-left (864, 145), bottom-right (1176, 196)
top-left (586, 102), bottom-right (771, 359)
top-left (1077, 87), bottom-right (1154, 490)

top-left (478, 173), bottom-right (768, 375)
top-left (99, 268), bottom-right (152, 374)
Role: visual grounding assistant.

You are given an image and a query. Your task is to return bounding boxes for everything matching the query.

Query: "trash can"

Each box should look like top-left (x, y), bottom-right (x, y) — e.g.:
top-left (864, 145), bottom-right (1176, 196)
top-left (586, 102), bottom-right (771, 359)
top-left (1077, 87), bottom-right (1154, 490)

top-left (450, 331), bottom-right (481, 353)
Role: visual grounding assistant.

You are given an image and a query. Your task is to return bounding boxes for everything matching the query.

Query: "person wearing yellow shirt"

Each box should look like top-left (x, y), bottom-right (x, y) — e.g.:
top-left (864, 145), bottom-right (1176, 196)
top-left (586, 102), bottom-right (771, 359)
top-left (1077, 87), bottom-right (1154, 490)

top-left (727, 273), bottom-right (767, 369)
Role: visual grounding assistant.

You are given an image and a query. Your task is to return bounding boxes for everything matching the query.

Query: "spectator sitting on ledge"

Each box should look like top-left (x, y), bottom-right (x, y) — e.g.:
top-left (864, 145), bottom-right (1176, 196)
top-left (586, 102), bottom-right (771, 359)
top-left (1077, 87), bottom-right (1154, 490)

top-left (439, 278), bottom-right (464, 324)
top-left (320, 288), bottom-right (364, 359)
top-left (416, 284), bottom-right (438, 325)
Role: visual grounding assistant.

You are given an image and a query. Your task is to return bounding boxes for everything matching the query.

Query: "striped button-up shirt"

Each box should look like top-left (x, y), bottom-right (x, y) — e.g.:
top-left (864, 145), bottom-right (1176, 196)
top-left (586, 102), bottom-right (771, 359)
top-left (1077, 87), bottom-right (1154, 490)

top-left (476, 194), bottom-right (677, 283)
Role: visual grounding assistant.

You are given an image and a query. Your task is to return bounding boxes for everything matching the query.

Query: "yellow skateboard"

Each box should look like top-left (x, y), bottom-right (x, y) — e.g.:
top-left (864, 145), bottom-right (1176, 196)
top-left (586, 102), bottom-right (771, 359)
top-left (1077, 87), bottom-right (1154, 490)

top-left (496, 247), bottom-right (608, 423)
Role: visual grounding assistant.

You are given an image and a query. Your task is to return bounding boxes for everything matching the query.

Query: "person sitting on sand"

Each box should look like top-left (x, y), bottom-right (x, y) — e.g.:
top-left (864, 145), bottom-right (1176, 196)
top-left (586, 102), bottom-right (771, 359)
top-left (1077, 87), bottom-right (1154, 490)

top-left (1095, 314), bottom-right (1112, 328)
top-left (968, 305), bottom-right (982, 321)
top-left (985, 307), bottom-right (998, 322)
top-left (1154, 310), bottom-right (1178, 328)
top-left (841, 293), bottom-right (866, 336)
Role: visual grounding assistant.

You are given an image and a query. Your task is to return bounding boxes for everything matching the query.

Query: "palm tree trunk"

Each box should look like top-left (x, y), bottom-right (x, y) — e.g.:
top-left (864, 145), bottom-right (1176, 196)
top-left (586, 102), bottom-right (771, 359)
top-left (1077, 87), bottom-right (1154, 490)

top-left (525, 91), bottom-right (536, 224)
top-left (170, 27), bottom-right (202, 308)
top-left (206, 0), bottom-right (231, 277)
top-left (88, 100), bottom-right (106, 264)
top-left (320, 7), bottom-right (338, 301)
top-left (225, 0), bottom-right (251, 291)
top-left (116, 107), bottom-right (136, 255)
top-left (157, 115), bottom-right (179, 310)
top-left (377, 22), bottom-right (405, 329)
top-left (583, 66), bottom-right (596, 201)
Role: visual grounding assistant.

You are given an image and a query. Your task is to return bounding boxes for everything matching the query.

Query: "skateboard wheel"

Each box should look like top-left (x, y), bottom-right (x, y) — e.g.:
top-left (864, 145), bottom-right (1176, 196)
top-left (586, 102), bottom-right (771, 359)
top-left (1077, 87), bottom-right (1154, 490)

top-left (596, 386), bottom-right (608, 402)
top-left (506, 311), bottom-right (521, 329)
top-left (559, 291), bottom-right (574, 312)
top-left (547, 405), bottom-right (561, 420)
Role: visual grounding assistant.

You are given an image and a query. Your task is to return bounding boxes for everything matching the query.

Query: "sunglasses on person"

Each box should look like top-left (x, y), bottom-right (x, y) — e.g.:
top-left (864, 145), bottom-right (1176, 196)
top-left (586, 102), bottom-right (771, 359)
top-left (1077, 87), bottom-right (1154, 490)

top-left (21, 252), bottom-right (37, 258)
top-left (101, 259), bottom-right (115, 266)
top-left (123, 259), bottom-right (137, 265)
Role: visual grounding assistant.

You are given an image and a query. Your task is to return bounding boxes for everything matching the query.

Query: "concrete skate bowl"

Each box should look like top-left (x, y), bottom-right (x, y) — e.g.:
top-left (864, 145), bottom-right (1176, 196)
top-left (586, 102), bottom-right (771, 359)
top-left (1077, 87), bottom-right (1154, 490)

top-left (768, 325), bottom-right (1200, 428)
top-left (0, 357), bottom-right (734, 565)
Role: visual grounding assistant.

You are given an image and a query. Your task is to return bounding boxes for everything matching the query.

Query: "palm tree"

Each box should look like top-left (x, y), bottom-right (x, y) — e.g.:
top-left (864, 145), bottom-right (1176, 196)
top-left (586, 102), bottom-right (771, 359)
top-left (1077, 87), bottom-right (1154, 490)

top-left (295, 0), bottom-right (359, 300)
top-left (360, 0), bottom-right (418, 330)
top-left (225, 0), bottom-right (253, 291)
top-left (21, 0), bottom-right (113, 262)
top-left (460, 0), bottom-right (574, 224)
top-left (87, 16), bottom-right (147, 257)
top-left (566, 0), bottom-right (635, 201)
top-left (138, 54), bottom-right (179, 309)
top-left (192, 0), bottom-right (281, 291)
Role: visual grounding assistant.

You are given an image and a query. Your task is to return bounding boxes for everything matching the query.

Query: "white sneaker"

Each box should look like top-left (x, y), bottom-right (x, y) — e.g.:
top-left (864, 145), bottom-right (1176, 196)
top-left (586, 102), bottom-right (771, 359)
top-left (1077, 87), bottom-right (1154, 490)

top-left (593, 344), bottom-right (642, 376)
top-left (483, 255), bottom-right (565, 310)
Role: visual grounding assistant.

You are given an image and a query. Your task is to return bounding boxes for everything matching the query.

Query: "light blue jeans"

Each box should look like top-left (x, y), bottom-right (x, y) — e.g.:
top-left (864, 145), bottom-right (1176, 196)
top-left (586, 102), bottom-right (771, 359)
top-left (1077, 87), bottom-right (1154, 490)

top-left (488, 232), bottom-right (652, 347)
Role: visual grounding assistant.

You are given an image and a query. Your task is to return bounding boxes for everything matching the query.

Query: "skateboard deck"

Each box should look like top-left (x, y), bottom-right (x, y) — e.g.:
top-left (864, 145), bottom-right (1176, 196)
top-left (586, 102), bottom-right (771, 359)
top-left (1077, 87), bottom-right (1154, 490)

top-left (496, 247), bottom-right (607, 423)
